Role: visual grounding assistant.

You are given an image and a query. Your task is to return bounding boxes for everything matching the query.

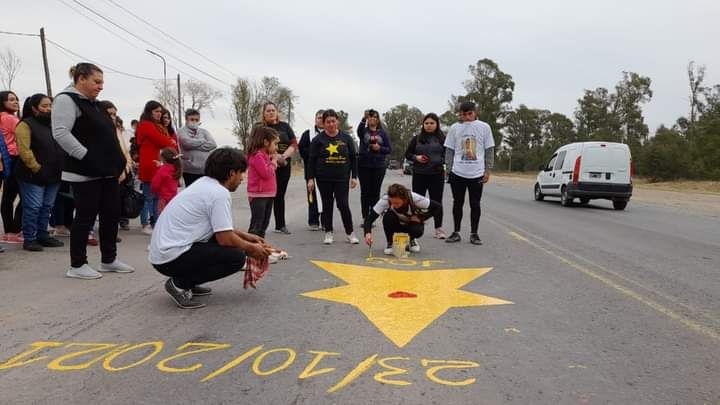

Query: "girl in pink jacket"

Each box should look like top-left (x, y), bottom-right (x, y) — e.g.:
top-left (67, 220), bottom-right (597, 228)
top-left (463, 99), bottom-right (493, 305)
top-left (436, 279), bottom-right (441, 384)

top-left (246, 126), bottom-right (279, 238)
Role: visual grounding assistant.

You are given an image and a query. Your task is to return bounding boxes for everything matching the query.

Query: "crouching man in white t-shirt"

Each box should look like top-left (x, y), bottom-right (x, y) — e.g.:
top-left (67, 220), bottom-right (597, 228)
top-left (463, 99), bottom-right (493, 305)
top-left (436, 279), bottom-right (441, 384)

top-left (149, 148), bottom-right (273, 309)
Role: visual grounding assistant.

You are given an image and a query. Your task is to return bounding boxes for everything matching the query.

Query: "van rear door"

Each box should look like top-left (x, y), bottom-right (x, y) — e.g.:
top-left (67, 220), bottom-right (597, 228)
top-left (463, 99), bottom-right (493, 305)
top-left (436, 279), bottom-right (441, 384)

top-left (580, 143), bottom-right (631, 184)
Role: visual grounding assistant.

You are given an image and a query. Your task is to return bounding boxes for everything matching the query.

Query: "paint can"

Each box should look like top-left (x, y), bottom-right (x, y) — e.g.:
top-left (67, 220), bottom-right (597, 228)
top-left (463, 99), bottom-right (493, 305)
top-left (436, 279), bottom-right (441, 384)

top-left (392, 232), bottom-right (410, 258)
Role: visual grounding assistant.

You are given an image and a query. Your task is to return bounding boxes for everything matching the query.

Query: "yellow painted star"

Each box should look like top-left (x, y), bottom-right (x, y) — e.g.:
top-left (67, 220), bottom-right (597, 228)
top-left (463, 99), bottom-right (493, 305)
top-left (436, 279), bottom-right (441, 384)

top-left (325, 143), bottom-right (340, 156)
top-left (301, 261), bottom-right (513, 348)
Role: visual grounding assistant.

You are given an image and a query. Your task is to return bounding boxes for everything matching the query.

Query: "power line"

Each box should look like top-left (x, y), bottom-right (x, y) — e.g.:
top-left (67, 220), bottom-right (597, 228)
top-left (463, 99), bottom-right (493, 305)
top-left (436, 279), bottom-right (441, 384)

top-left (52, 0), bottom-right (219, 89)
top-left (101, 0), bottom-right (238, 78)
top-left (46, 38), bottom-right (157, 81)
top-left (0, 30), bottom-right (39, 37)
top-left (68, 0), bottom-right (231, 87)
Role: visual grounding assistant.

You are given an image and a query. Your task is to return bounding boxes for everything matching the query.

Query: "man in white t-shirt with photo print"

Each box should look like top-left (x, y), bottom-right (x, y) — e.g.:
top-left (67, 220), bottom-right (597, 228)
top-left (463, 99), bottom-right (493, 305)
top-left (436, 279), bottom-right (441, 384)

top-left (443, 101), bottom-right (495, 245)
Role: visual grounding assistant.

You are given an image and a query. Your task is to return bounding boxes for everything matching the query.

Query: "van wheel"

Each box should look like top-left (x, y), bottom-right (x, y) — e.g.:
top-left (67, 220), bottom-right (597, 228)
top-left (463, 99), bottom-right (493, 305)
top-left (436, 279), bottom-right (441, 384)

top-left (613, 200), bottom-right (628, 210)
top-left (579, 198), bottom-right (590, 206)
top-left (560, 187), bottom-right (573, 207)
top-left (534, 184), bottom-right (544, 201)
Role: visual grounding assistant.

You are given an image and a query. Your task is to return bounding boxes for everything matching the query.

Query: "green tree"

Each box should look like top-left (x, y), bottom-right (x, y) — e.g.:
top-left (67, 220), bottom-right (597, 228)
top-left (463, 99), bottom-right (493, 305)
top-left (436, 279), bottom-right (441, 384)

top-left (230, 76), bottom-right (296, 147)
top-left (382, 104), bottom-right (424, 161)
top-left (574, 87), bottom-right (620, 141)
top-left (336, 110), bottom-right (353, 135)
top-left (639, 126), bottom-right (690, 181)
top-left (450, 58), bottom-right (515, 147)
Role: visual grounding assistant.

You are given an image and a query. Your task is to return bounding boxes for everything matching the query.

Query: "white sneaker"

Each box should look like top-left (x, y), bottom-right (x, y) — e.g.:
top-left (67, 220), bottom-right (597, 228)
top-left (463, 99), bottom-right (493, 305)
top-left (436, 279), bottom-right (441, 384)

top-left (346, 232), bottom-right (360, 244)
top-left (323, 232), bottom-right (334, 245)
top-left (141, 225), bottom-right (153, 235)
top-left (66, 264), bottom-right (103, 280)
top-left (409, 239), bottom-right (421, 253)
top-left (383, 245), bottom-right (394, 255)
top-left (268, 255), bottom-right (279, 264)
top-left (99, 260), bottom-right (135, 273)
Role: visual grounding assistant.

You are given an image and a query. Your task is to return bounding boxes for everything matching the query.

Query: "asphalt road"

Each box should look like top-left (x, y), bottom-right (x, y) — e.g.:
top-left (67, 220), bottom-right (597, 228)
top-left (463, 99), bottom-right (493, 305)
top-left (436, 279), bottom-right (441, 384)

top-left (1, 171), bottom-right (718, 404)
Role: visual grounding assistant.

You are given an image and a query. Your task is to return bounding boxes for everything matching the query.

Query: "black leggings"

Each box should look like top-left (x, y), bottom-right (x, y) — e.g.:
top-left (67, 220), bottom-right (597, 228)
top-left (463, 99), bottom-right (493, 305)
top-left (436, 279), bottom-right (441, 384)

top-left (412, 172), bottom-right (444, 229)
top-left (248, 197), bottom-right (274, 238)
top-left (1, 157), bottom-right (23, 234)
top-left (317, 179), bottom-right (353, 234)
top-left (448, 172), bottom-right (484, 234)
top-left (383, 210), bottom-right (424, 244)
top-left (153, 238), bottom-right (246, 290)
top-left (358, 167), bottom-right (386, 220)
top-left (273, 165), bottom-right (291, 229)
top-left (70, 178), bottom-right (120, 268)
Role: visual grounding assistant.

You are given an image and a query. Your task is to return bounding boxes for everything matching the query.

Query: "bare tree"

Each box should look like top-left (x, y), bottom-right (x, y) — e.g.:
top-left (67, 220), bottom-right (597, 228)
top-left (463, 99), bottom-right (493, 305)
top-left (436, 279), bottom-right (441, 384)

top-left (230, 76), bottom-right (296, 148)
top-left (0, 48), bottom-right (22, 89)
top-left (153, 79), bottom-right (223, 127)
top-left (687, 61), bottom-right (706, 129)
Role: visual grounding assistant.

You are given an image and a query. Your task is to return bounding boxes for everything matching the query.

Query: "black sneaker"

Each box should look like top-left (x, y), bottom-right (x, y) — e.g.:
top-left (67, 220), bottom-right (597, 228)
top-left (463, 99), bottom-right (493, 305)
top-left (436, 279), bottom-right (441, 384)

top-left (38, 237), bottom-right (64, 248)
top-left (470, 234), bottom-right (483, 245)
top-left (23, 240), bottom-right (44, 252)
top-left (191, 285), bottom-right (212, 296)
top-left (164, 278), bottom-right (206, 309)
top-left (274, 227), bottom-right (291, 235)
top-left (445, 232), bottom-right (461, 243)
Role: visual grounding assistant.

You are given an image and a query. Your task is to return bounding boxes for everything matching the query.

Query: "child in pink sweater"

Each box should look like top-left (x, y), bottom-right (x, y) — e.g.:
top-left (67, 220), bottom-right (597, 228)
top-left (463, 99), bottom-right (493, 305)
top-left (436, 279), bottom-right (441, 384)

top-left (150, 148), bottom-right (183, 214)
top-left (246, 126), bottom-right (280, 238)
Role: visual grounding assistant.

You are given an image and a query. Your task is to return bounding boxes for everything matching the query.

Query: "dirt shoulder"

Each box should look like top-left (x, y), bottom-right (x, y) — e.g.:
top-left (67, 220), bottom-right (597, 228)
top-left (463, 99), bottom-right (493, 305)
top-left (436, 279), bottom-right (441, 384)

top-left (493, 172), bottom-right (720, 216)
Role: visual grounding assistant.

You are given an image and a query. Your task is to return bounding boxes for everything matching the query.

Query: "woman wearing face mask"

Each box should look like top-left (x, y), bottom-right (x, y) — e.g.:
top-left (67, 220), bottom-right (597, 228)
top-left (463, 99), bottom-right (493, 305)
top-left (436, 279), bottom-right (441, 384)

top-left (404, 113), bottom-right (447, 239)
top-left (15, 94), bottom-right (66, 252)
top-left (260, 101), bottom-right (297, 235)
top-left (0, 90), bottom-right (23, 244)
top-left (357, 109), bottom-right (391, 224)
top-left (136, 101), bottom-right (178, 234)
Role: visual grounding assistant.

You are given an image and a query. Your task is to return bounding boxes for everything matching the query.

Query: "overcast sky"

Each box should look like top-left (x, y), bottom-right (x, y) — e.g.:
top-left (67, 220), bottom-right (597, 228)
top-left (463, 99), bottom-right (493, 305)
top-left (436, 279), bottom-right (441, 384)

top-left (3, 0), bottom-right (720, 146)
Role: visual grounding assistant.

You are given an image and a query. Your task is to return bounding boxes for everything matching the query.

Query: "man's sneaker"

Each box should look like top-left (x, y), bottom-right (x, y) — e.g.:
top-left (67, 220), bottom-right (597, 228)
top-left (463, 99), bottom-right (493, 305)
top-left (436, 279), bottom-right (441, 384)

top-left (346, 232), bottom-right (360, 244)
top-left (39, 237), bottom-right (64, 248)
top-left (470, 234), bottom-right (483, 245)
top-left (408, 239), bottom-right (421, 253)
top-left (119, 223), bottom-right (130, 231)
top-left (23, 240), bottom-right (44, 252)
top-left (141, 225), bottom-right (153, 235)
top-left (0, 245), bottom-right (4, 253)
top-left (274, 227), bottom-right (291, 235)
top-left (446, 232), bottom-right (461, 243)
top-left (323, 232), bottom-right (334, 245)
top-left (384, 245), bottom-right (394, 255)
top-left (308, 224), bottom-right (321, 231)
top-left (191, 285), bottom-right (212, 296)
top-left (66, 264), bottom-right (103, 280)
top-left (434, 228), bottom-right (448, 239)
top-left (99, 260), bottom-right (135, 273)
top-left (164, 278), bottom-right (205, 309)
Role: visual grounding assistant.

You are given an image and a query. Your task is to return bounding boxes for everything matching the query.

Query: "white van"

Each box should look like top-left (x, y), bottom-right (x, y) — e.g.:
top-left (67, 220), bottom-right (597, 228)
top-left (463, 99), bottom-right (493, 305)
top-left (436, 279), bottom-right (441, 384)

top-left (534, 142), bottom-right (633, 210)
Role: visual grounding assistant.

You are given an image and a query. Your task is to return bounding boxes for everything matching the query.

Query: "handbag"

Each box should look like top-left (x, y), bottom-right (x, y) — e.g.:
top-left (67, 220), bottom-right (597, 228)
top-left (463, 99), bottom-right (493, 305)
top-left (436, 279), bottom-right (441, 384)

top-left (120, 174), bottom-right (145, 219)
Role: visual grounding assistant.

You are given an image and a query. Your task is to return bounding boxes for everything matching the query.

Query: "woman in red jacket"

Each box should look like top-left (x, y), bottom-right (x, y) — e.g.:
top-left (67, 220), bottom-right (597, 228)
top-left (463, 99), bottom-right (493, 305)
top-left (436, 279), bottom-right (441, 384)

top-left (136, 101), bottom-right (177, 234)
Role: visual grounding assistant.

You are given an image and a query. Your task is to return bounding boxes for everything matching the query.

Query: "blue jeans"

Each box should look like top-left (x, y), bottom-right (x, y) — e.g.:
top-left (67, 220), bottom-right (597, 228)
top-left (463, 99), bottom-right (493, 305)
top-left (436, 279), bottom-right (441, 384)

top-left (140, 181), bottom-right (158, 226)
top-left (19, 181), bottom-right (60, 242)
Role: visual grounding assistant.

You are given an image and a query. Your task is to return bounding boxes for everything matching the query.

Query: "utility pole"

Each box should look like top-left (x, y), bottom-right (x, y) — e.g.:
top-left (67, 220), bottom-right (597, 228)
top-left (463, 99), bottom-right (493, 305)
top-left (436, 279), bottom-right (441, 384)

top-left (176, 74), bottom-right (182, 128)
top-left (40, 28), bottom-right (52, 96)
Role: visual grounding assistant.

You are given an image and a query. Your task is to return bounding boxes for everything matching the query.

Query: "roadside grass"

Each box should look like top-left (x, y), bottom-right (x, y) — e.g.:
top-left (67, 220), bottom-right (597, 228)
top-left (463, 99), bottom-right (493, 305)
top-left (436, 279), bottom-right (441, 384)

top-left (493, 171), bottom-right (720, 195)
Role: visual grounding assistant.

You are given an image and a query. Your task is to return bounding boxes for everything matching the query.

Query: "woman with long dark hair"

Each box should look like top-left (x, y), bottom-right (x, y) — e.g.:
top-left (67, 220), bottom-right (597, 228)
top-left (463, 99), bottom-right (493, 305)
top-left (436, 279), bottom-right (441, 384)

top-left (260, 101), bottom-right (297, 234)
top-left (136, 100), bottom-right (177, 234)
top-left (307, 109), bottom-right (359, 245)
top-left (357, 109), bottom-right (391, 224)
top-left (0, 90), bottom-right (23, 243)
top-left (15, 94), bottom-right (65, 251)
top-left (404, 112), bottom-right (447, 239)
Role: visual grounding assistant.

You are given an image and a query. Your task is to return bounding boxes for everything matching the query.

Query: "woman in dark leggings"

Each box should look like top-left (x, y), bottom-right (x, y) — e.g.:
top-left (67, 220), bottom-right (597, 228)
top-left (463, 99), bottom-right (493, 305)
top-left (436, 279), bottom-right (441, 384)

top-left (357, 109), bottom-right (391, 223)
top-left (0, 90), bottom-right (23, 243)
top-left (363, 183), bottom-right (441, 255)
top-left (404, 113), bottom-right (447, 239)
top-left (260, 102), bottom-right (297, 235)
top-left (307, 109), bottom-right (359, 245)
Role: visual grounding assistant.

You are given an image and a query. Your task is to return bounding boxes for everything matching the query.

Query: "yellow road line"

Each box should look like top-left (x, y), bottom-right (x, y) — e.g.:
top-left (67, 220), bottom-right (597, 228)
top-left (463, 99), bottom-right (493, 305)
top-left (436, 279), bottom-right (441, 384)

top-left (491, 218), bottom-right (720, 343)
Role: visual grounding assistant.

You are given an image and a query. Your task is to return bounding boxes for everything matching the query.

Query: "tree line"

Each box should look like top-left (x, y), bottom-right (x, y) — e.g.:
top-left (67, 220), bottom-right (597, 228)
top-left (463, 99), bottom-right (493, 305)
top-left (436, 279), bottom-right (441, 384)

top-left (226, 59), bottom-right (719, 181)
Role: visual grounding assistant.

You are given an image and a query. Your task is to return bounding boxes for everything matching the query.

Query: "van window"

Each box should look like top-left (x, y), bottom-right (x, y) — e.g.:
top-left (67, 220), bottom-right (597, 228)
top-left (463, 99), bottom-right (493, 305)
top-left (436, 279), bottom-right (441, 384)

top-left (546, 155), bottom-right (557, 171)
top-left (554, 151), bottom-right (567, 170)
